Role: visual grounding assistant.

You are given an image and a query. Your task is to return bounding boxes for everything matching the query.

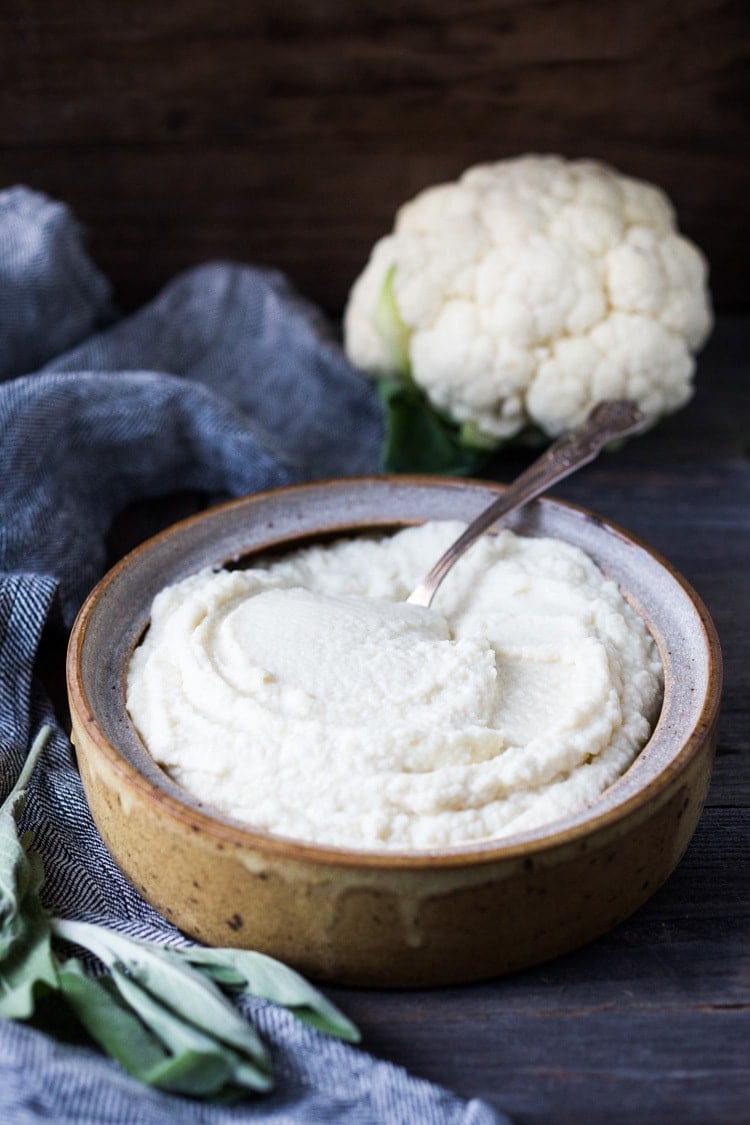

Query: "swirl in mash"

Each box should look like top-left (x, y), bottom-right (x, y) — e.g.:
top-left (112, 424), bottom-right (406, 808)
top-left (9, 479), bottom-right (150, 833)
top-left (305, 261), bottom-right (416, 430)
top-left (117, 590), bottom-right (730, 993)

top-left (126, 522), bottom-right (663, 850)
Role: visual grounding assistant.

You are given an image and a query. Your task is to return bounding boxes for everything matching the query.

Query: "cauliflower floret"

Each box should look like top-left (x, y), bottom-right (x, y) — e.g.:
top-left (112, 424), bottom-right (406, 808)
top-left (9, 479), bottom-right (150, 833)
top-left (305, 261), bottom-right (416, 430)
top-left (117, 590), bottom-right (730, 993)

top-left (344, 155), bottom-right (712, 443)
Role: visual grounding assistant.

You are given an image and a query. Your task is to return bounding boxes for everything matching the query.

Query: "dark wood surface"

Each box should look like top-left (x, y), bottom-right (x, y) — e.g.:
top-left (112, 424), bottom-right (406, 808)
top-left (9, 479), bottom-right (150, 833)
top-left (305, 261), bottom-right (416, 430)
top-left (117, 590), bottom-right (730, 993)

top-left (2, 0), bottom-right (749, 312)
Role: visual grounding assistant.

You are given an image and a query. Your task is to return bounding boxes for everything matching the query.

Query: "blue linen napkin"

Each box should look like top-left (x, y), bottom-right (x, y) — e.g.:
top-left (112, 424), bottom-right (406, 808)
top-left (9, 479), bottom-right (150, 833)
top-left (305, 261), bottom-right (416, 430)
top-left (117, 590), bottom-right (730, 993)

top-left (0, 187), bottom-right (507, 1125)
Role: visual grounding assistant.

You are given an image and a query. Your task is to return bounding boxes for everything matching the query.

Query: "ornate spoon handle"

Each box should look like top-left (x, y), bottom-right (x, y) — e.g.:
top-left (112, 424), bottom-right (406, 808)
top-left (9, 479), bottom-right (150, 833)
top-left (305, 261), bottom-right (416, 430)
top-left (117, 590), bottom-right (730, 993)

top-left (406, 400), bottom-right (646, 608)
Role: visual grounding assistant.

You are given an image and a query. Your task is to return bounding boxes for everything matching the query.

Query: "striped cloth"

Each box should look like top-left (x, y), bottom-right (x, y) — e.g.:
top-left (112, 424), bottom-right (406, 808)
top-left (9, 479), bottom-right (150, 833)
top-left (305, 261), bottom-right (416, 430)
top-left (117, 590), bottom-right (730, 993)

top-left (0, 187), bottom-right (507, 1125)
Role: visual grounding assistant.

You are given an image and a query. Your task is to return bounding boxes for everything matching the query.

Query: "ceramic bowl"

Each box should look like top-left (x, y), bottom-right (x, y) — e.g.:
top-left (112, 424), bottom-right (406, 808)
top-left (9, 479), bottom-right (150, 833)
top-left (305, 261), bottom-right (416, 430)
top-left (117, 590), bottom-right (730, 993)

top-left (66, 477), bottom-right (722, 987)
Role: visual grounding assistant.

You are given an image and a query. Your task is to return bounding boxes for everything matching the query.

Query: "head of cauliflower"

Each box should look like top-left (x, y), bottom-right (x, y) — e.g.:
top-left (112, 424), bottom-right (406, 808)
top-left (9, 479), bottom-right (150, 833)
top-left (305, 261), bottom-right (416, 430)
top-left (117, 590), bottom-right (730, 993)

top-left (344, 155), bottom-right (712, 445)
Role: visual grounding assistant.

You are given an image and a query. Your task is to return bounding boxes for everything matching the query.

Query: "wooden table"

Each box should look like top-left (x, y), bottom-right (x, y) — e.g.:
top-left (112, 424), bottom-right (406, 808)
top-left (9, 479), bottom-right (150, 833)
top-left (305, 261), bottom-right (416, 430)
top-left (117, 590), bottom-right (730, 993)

top-left (316, 315), bottom-right (747, 1124)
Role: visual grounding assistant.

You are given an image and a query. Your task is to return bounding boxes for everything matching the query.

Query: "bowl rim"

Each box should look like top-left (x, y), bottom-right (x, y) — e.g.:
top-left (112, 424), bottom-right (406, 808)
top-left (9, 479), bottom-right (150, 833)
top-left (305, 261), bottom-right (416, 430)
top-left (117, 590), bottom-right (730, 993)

top-left (67, 473), bottom-right (723, 871)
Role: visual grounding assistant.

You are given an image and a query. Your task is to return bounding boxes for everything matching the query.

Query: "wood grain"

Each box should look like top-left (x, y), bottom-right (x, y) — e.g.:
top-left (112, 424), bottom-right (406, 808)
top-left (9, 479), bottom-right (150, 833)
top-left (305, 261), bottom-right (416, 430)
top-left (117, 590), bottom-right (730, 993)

top-left (328, 810), bottom-right (749, 1124)
top-left (2, 0), bottom-right (749, 311)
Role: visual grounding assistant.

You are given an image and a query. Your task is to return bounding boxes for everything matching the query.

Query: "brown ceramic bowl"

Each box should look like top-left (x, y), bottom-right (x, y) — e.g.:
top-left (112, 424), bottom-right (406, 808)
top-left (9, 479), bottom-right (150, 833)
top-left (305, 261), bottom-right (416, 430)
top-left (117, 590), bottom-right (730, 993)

top-left (66, 476), bottom-right (722, 987)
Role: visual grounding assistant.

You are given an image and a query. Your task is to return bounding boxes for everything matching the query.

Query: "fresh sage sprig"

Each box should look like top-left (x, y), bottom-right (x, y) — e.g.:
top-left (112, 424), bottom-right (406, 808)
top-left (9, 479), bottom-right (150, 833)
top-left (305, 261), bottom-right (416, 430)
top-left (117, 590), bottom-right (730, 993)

top-left (0, 726), bottom-right (59, 1020)
top-left (53, 919), bottom-right (275, 1097)
top-left (178, 944), bottom-right (358, 1041)
top-left (0, 726), bottom-right (359, 1100)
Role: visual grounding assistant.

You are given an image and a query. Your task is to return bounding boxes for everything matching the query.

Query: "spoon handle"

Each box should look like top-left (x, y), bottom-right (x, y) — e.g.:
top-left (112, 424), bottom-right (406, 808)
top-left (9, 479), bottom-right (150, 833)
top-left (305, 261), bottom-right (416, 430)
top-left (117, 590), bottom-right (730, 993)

top-left (406, 400), bottom-right (647, 608)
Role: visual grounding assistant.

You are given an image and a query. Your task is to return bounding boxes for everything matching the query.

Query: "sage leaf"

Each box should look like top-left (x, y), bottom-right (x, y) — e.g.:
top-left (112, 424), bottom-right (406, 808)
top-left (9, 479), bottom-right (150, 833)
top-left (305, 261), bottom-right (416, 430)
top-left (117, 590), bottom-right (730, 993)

top-left (142, 1050), bottom-right (245, 1101)
top-left (110, 968), bottom-right (253, 1090)
top-left (108, 966), bottom-right (273, 1094)
top-left (60, 959), bottom-right (250, 1096)
top-left (181, 946), bottom-right (361, 1043)
top-left (0, 887), bottom-right (57, 1019)
top-left (0, 726), bottom-right (52, 959)
top-left (53, 919), bottom-right (270, 1062)
top-left (51, 919), bottom-right (274, 1094)
top-left (0, 726), bottom-right (57, 1017)
top-left (58, 959), bottom-right (171, 1075)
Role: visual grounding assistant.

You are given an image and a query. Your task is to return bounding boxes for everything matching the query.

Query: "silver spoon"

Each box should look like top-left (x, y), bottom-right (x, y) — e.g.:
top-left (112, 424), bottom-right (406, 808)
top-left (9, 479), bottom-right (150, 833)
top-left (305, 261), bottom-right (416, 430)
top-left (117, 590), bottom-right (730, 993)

top-left (407, 399), bottom-right (647, 609)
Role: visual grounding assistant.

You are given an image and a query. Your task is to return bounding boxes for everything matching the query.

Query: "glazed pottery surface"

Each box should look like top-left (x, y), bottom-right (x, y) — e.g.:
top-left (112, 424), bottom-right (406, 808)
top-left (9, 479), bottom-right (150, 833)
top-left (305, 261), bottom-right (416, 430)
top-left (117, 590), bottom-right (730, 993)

top-left (66, 477), bottom-right (722, 986)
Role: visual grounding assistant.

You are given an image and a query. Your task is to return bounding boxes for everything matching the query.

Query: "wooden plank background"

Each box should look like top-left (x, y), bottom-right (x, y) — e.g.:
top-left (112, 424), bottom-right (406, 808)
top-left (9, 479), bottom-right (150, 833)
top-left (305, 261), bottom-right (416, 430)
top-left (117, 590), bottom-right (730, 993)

top-left (2, 0), bottom-right (749, 312)
top-left (4, 4), bottom-right (749, 1119)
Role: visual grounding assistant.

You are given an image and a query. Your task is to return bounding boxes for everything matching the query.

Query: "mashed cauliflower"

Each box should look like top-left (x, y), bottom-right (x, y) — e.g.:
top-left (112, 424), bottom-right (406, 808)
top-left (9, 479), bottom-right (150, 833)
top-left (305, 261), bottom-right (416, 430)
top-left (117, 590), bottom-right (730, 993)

top-left (126, 522), bottom-right (662, 850)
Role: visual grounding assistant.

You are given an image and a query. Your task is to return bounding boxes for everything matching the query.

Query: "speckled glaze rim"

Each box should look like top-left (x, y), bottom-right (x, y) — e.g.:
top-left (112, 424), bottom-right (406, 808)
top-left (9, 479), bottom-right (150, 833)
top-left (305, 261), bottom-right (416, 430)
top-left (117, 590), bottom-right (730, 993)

top-left (67, 474), bottom-right (723, 870)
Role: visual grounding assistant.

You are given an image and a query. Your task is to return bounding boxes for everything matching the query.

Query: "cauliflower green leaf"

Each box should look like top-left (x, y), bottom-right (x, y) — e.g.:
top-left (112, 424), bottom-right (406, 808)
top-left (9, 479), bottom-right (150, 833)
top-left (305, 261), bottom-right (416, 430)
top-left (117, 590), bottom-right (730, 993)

top-left (377, 375), bottom-right (493, 475)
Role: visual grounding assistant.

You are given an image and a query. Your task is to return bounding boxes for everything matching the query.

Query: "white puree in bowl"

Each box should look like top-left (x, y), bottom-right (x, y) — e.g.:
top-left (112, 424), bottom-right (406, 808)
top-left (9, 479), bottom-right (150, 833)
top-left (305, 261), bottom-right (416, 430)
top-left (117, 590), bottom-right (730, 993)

top-left (126, 522), bottom-right (663, 850)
